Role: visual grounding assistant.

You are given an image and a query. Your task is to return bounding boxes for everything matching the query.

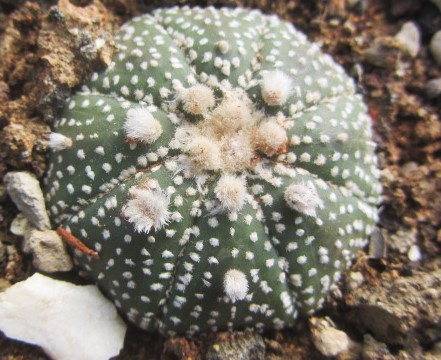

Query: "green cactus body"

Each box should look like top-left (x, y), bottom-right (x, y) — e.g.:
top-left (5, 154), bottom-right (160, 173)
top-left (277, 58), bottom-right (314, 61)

top-left (44, 6), bottom-right (381, 336)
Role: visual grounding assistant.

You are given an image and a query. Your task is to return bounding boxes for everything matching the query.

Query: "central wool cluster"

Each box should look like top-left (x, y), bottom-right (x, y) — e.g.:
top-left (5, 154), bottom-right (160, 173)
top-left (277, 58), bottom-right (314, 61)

top-left (44, 6), bottom-right (382, 336)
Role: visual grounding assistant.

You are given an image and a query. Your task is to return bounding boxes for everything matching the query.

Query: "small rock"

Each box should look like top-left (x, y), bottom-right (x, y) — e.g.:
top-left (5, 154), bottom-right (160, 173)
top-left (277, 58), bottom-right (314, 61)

top-left (407, 245), bottom-right (422, 262)
top-left (369, 227), bottom-right (387, 259)
top-left (430, 31), bottom-right (441, 65)
top-left (24, 228), bottom-right (73, 272)
top-left (310, 317), bottom-right (350, 357)
top-left (395, 21), bottom-right (421, 58)
top-left (4, 172), bottom-right (51, 230)
top-left (10, 213), bottom-right (31, 237)
top-left (346, 271), bottom-right (365, 291)
top-left (387, 227), bottom-right (417, 254)
top-left (362, 334), bottom-right (393, 360)
top-left (0, 273), bottom-right (127, 360)
top-left (364, 37), bottom-right (401, 68)
top-left (425, 78), bottom-right (441, 98)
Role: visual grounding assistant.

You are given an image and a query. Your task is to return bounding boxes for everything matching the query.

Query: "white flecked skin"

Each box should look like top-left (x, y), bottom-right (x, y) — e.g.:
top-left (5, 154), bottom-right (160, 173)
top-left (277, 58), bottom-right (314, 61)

top-left (44, 6), bottom-right (381, 336)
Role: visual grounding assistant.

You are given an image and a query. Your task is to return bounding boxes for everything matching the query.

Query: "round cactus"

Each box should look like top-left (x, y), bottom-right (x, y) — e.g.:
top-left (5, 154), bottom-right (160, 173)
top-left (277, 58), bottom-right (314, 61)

top-left (44, 6), bottom-right (381, 336)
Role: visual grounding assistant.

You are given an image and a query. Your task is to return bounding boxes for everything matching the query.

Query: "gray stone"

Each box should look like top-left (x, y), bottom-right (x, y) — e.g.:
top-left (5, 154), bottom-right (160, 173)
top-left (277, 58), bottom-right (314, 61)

top-left (4, 172), bottom-right (51, 230)
top-left (425, 78), bottom-right (441, 98)
top-left (24, 228), bottom-right (73, 272)
top-left (430, 31), bottom-right (441, 66)
top-left (395, 22), bottom-right (421, 58)
top-left (362, 334), bottom-right (393, 360)
top-left (310, 317), bottom-right (350, 357)
top-left (10, 213), bottom-right (31, 238)
top-left (364, 37), bottom-right (400, 68)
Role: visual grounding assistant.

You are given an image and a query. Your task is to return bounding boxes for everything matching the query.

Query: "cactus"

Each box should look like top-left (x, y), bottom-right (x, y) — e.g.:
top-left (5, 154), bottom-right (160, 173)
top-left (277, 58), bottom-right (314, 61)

top-left (44, 6), bottom-right (381, 336)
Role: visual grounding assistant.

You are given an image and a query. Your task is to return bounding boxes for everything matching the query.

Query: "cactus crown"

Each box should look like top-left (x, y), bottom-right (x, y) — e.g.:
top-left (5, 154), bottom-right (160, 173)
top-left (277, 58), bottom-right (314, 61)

top-left (44, 6), bottom-right (381, 336)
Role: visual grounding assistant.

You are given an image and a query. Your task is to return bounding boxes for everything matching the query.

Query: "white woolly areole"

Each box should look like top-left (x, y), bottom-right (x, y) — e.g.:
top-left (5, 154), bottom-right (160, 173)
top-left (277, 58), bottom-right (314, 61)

top-left (48, 132), bottom-right (73, 151)
top-left (214, 174), bottom-right (247, 212)
top-left (255, 121), bottom-right (288, 156)
top-left (223, 269), bottom-right (248, 302)
top-left (124, 107), bottom-right (162, 143)
top-left (179, 84), bottom-right (215, 115)
top-left (261, 70), bottom-right (292, 106)
top-left (185, 135), bottom-right (222, 171)
top-left (208, 94), bottom-right (255, 134)
top-left (220, 132), bottom-right (255, 173)
top-left (123, 187), bottom-right (170, 233)
top-left (284, 182), bottom-right (322, 217)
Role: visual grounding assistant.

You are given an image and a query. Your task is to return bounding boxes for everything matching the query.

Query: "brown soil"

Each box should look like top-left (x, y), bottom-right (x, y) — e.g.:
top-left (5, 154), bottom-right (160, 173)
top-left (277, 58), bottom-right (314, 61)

top-left (1, 0), bottom-right (440, 359)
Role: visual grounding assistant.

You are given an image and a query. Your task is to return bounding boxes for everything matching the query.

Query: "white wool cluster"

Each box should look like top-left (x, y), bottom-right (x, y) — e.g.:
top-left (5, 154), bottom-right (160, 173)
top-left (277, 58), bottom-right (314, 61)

top-left (179, 84), bottom-right (215, 115)
top-left (284, 182), bottom-right (323, 217)
top-left (254, 121), bottom-right (288, 156)
top-left (214, 174), bottom-right (247, 212)
top-left (48, 132), bottom-right (73, 151)
top-left (261, 70), bottom-right (292, 106)
top-left (208, 94), bottom-right (255, 134)
top-left (123, 186), bottom-right (171, 233)
top-left (185, 135), bottom-right (222, 171)
top-left (223, 269), bottom-right (249, 302)
top-left (220, 132), bottom-right (255, 173)
top-left (124, 107), bottom-right (163, 143)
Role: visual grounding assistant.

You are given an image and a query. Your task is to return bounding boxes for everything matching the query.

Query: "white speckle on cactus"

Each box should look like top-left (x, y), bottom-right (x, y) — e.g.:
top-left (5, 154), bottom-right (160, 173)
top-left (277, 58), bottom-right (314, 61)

top-left (124, 107), bottom-right (162, 143)
top-left (122, 186), bottom-right (170, 233)
top-left (284, 182), bottom-right (322, 217)
top-left (261, 70), bottom-right (292, 106)
top-left (214, 174), bottom-right (247, 212)
top-left (48, 133), bottom-right (73, 151)
top-left (223, 269), bottom-right (248, 302)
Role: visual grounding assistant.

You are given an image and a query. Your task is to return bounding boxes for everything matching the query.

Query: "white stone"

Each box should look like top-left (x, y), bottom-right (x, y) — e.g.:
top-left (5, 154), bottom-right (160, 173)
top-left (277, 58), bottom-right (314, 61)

top-left (24, 229), bottom-right (73, 272)
top-left (4, 172), bottom-right (51, 230)
top-left (10, 213), bottom-right (31, 237)
top-left (0, 273), bottom-right (127, 360)
top-left (310, 317), bottom-right (350, 357)
top-left (395, 21), bottom-right (420, 58)
top-left (407, 245), bottom-right (422, 262)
